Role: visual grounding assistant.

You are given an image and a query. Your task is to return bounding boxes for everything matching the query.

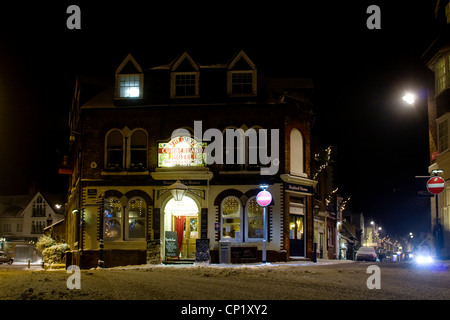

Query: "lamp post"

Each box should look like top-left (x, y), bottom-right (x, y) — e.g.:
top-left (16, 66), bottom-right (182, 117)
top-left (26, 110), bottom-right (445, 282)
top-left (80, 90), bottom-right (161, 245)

top-left (401, 91), bottom-right (444, 257)
top-left (256, 185), bottom-right (271, 264)
top-left (429, 169), bottom-right (445, 258)
top-left (313, 205), bottom-right (320, 263)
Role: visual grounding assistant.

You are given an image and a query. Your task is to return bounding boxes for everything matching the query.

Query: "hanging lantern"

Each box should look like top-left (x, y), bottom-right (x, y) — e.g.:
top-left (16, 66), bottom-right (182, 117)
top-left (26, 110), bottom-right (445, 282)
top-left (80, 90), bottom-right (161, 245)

top-left (168, 180), bottom-right (188, 201)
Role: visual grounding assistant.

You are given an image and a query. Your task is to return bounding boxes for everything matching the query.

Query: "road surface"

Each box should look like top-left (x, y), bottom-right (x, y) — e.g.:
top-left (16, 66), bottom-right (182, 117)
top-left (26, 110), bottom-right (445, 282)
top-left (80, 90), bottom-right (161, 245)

top-left (0, 260), bottom-right (448, 300)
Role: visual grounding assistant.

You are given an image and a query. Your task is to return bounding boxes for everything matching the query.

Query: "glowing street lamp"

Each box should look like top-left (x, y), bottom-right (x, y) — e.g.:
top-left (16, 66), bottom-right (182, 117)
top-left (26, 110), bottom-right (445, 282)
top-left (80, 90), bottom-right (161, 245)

top-left (168, 180), bottom-right (188, 201)
top-left (402, 92), bottom-right (416, 105)
top-left (257, 184), bottom-right (271, 264)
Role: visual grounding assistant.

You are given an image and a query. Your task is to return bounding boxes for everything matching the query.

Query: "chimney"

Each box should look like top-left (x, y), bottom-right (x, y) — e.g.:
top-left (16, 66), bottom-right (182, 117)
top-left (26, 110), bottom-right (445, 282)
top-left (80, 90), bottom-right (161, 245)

top-left (28, 182), bottom-right (38, 196)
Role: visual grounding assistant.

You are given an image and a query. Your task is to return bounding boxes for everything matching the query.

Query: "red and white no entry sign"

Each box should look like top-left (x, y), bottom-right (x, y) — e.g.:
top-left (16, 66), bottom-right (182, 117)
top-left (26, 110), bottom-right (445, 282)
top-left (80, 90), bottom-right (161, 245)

top-left (256, 190), bottom-right (272, 207)
top-left (427, 176), bottom-right (446, 195)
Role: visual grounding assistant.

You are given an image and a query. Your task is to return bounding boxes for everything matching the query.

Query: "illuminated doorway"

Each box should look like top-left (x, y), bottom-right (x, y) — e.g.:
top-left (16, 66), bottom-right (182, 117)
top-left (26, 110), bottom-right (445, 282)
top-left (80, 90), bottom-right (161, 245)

top-left (289, 214), bottom-right (305, 256)
top-left (289, 196), bottom-right (305, 257)
top-left (163, 196), bottom-right (199, 260)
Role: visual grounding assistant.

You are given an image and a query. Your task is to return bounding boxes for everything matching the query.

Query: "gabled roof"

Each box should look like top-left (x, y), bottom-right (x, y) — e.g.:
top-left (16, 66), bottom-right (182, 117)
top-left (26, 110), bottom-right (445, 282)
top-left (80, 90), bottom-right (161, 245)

top-left (0, 195), bottom-right (31, 217)
top-left (170, 51), bottom-right (199, 71)
top-left (228, 50), bottom-right (256, 70)
top-left (115, 53), bottom-right (143, 74)
top-left (149, 50), bottom-right (257, 71)
top-left (0, 205), bottom-right (24, 217)
top-left (0, 192), bottom-right (65, 218)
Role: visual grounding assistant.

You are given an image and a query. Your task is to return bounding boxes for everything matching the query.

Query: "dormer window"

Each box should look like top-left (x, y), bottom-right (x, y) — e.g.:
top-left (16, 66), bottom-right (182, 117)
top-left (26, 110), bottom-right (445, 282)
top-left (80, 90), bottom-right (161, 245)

top-left (174, 72), bottom-right (198, 97)
top-left (115, 54), bottom-right (144, 100)
top-left (227, 50), bottom-right (257, 96)
top-left (170, 52), bottom-right (199, 98)
top-left (231, 71), bottom-right (254, 95)
top-left (119, 74), bottom-right (141, 98)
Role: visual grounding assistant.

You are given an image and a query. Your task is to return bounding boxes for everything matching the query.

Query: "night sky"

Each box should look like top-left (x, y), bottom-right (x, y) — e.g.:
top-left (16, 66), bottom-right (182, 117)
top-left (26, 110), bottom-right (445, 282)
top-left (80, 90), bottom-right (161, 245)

top-left (0, 1), bottom-right (439, 236)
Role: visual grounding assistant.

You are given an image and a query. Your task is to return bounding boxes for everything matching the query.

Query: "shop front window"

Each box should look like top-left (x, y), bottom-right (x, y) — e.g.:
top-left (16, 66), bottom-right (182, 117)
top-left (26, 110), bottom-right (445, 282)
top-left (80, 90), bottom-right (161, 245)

top-left (246, 197), bottom-right (264, 240)
top-left (126, 197), bottom-right (146, 239)
top-left (105, 198), bottom-right (122, 240)
top-left (221, 196), bottom-right (241, 241)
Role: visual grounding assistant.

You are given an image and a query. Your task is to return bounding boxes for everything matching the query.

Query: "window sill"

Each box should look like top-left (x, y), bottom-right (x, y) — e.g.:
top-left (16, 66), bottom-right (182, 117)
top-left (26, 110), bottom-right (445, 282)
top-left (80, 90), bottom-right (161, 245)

top-left (228, 93), bottom-right (257, 97)
top-left (219, 238), bottom-right (241, 243)
top-left (437, 149), bottom-right (449, 157)
top-left (101, 171), bottom-right (149, 176)
top-left (114, 97), bottom-right (144, 100)
top-left (219, 170), bottom-right (262, 175)
top-left (246, 238), bottom-right (264, 243)
top-left (104, 238), bottom-right (146, 242)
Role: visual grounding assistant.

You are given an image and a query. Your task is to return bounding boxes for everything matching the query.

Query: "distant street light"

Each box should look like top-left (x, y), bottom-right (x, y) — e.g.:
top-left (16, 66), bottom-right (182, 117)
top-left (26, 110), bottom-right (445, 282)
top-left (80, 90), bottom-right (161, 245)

top-left (402, 92), bottom-right (416, 105)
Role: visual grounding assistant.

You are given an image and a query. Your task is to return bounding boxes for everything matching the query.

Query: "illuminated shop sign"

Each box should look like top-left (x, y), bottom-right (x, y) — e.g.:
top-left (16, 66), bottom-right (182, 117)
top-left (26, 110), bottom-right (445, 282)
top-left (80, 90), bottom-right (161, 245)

top-left (284, 183), bottom-right (314, 195)
top-left (158, 136), bottom-right (207, 167)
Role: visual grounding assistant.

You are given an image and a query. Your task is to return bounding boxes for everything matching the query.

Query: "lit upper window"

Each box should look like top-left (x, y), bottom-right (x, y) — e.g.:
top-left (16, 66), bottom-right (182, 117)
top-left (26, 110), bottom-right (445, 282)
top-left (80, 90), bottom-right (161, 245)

top-left (115, 54), bottom-right (143, 100)
top-left (119, 74), bottom-right (141, 98)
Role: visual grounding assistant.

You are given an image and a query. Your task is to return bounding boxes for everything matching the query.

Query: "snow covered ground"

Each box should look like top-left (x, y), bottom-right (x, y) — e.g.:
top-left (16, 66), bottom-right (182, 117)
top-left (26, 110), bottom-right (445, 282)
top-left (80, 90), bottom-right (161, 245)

top-left (0, 259), bottom-right (449, 300)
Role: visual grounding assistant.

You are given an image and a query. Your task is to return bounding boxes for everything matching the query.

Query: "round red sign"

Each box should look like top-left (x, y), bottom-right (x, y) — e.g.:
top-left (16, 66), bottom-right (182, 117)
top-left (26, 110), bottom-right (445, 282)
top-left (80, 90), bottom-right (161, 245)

top-left (256, 190), bottom-right (272, 207)
top-left (427, 176), bottom-right (446, 195)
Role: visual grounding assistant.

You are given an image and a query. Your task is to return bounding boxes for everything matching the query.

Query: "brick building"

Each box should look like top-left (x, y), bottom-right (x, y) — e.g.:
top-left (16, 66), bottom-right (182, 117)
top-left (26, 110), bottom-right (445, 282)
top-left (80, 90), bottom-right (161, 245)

top-left (65, 50), bottom-right (317, 268)
top-left (423, 1), bottom-right (450, 258)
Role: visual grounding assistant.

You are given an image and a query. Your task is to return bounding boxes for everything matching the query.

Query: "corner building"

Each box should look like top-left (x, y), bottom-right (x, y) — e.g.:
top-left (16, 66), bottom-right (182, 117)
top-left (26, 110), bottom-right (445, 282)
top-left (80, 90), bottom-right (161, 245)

top-left (66, 50), bottom-right (316, 268)
top-left (424, 2), bottom-right (450, 259)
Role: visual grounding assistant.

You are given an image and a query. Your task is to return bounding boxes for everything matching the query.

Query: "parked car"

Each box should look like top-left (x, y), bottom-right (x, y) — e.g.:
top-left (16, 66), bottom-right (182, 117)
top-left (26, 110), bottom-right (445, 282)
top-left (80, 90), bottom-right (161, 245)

top-left (355, 247), bottom-right (377, 261)
top-left (0, 251), bottom-right (13, 265)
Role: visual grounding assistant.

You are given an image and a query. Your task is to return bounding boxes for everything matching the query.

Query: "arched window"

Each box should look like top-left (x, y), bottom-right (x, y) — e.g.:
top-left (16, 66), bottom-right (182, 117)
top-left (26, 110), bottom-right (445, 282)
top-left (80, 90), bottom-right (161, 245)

top-left (246, 126), bottom-right (267, 171)
top-left (290, 128), bottom-right (305, 176)
top-left (105, 130), bottom-right (124, 170)
top-left (129, 129), bottom-right (148, 171)
top-left (246, 197), bottom-right (264, 240)
top-left (222, 126), bottom-right (242, 171)
top-left (126, 197), bottom-right (146, 240)
top-left (104, 197), bottom-right (122, 240)
top-left (221, 196), bottom-right (242, 241)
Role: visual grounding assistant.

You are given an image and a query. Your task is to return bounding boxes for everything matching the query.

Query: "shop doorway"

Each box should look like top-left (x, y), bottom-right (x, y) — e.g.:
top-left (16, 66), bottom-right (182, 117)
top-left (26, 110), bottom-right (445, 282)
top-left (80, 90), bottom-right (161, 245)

top-left (164, 196), bottom-right (199, 260)
top-left (289, 214), bottom-right (305, 256)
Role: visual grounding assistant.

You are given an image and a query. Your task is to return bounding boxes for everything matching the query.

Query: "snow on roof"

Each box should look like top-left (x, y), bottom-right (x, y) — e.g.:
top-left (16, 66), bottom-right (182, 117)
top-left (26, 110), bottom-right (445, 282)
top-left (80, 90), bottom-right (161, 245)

top-left (0, 195), bottom-right (32, 217)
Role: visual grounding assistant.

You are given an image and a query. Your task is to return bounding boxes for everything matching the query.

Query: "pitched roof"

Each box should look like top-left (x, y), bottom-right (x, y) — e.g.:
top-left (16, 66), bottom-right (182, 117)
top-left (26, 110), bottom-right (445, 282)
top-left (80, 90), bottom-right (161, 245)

top-left (0, 192), bottom-right (66, 218)
top-left (0, 195), bottom-right (32, 217)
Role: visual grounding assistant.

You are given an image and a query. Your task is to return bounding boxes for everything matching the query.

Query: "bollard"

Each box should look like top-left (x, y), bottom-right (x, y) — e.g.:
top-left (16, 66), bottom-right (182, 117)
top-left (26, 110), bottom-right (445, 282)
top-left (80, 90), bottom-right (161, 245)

top-left (313, 243), bottom-right (317, 263)
top-left (28, 259), bottom-right (31, 269)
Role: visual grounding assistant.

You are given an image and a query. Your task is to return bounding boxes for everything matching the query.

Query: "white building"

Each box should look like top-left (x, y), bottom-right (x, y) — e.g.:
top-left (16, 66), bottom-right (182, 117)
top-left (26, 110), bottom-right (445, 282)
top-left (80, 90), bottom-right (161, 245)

top-left (0, 191), bottom-right (65, 263)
